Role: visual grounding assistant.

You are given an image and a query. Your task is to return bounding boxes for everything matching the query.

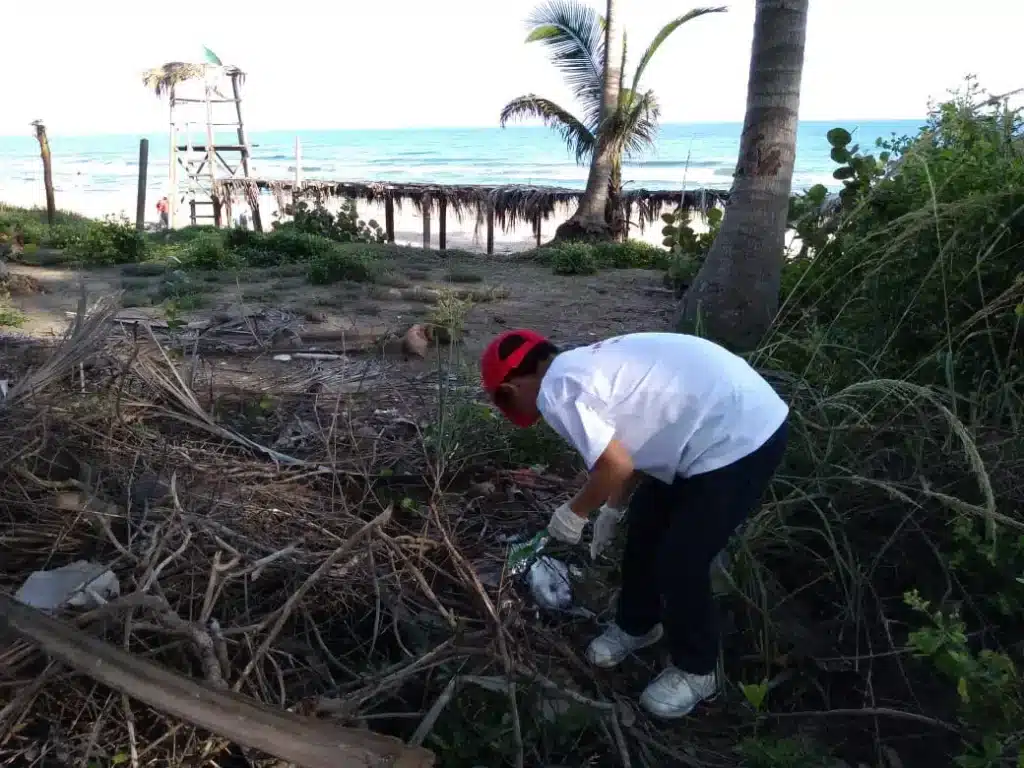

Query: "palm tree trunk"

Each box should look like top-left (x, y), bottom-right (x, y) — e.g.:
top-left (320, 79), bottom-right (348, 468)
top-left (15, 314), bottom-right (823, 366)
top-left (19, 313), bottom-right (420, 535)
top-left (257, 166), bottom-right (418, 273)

top-left (675, 0), bottom-right (808, 350)
top-left (555, 0), bottom-right (622, 241)
top-left (606, 159), bottom-right (625, 241)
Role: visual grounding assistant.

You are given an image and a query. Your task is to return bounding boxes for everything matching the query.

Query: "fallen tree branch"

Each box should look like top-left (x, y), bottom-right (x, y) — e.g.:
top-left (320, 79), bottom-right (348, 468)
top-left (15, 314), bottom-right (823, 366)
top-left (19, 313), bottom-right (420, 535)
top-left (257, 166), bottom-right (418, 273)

top-left (0, 592), bottom-right (435, 768)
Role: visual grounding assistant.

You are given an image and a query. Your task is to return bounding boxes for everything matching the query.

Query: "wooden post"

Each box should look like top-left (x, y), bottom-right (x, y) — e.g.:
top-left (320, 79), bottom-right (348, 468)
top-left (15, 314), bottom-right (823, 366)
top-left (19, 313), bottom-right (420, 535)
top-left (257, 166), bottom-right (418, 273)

top-left (212, 195), bottom-right (223, 228)
top-left (30, 120), bottom-right (56, 226)
top-left (294, 136), bottom-right (302, 186)
top-left (168, 86), bottom-right (177, 229)
top-left (533, 212), bottom-right (542, 247)
top-left (384, 192), bottom-right (395, 243)
top-left (486, 207), bottom-right (495, 255)
top-left (230, 72), bottom-right (263, 232)
top-left (439, 198), bottom-right (447, 251)
top-left (190, 200), bottom-right (198, 226)
top-left (422, 199), bottom-right (431, 250)
top-left (204, 76), bottom-right (218, 227)
top-left (135, 138), bottom-right (149, 231)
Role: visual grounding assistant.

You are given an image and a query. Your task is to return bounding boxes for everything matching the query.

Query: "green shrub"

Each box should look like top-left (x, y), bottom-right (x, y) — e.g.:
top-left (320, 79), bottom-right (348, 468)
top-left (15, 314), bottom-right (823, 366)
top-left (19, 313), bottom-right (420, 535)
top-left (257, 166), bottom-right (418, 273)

top-left (0, 289), bottom-right (26, 328)
top-left (69, 216), bottom-right (148, 265)
top-left (163, 225), bottom-right (221, 244)
top-left (549, 242), bottom-right (598, 275)
top-left (776, 77), bottom-right (1024, 397)
top-left (224, 227), bottom-right (266, 250)
top-left (663, 252), bottom-right (702, 296)
top-left (737, 80), bottom-right (1024, 768)
top-left (308, 246), bottom-right (381, 285)
top-left (3, 218), bottom-right (45, 247)
top-left (658, 206), bottom-right (722, 292)
top-left (44, 224), bottom-right (86, 250)
top-left (592, 239), bottom-right (668, 269)
top-left (276, 199), bottom-right (385, 244)
top-left (178, 234), bottom-right (240, 271)
top-left (263, 229), bottom-right (336, 263)
top-left (904, 590), bottom-right (1023, 766)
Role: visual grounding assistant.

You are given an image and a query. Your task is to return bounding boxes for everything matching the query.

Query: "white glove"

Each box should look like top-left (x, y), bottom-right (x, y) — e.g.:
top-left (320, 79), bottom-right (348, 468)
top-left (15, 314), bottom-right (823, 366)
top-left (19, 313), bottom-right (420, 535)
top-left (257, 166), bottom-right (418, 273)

top-left (589, 503), bottom-right (625, 560)
top-left (547, 502), bottom-right (588, 544)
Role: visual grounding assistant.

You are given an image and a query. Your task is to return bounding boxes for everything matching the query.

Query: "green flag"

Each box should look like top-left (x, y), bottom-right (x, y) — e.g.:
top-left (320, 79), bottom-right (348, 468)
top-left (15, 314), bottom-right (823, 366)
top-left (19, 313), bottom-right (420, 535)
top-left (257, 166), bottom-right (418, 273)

top-left (202, 46), bottom-right (223, 65)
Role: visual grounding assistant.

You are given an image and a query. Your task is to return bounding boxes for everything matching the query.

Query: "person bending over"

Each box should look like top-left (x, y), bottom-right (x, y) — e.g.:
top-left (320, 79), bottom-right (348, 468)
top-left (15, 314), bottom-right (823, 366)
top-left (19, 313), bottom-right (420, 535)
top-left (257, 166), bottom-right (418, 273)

top-left (480, 330), bottom-right (788, 718)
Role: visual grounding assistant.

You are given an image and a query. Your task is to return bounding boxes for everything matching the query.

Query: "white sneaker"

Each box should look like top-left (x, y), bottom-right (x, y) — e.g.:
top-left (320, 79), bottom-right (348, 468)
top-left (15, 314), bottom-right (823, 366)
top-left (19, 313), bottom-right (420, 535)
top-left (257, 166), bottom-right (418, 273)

top-left (640, 666), bottom-right (718, 719)
top-left (585, 623), bottom-right (663, 669)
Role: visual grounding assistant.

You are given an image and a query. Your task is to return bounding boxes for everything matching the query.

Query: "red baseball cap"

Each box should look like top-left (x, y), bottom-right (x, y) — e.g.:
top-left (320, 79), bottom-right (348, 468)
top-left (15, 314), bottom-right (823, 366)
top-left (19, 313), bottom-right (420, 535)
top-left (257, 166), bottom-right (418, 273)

top-left (481, 329), bottom-right (550, 427)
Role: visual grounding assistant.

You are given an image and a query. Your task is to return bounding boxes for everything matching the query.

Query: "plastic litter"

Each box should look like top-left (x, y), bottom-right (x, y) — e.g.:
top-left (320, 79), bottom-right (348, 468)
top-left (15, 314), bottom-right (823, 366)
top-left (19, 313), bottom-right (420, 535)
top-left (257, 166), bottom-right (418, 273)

top-left (527, 556), bottom-right (572, 611)
top-left (15, 560), bottom-right (120, 613)
top-left (505, 529), bottom-right (549, 576)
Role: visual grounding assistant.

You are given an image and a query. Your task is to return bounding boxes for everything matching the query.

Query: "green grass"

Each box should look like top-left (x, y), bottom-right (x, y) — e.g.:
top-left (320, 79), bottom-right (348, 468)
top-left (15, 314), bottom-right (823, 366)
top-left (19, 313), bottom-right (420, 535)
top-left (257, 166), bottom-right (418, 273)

top-left (0, 301), bottom-right (26, 328)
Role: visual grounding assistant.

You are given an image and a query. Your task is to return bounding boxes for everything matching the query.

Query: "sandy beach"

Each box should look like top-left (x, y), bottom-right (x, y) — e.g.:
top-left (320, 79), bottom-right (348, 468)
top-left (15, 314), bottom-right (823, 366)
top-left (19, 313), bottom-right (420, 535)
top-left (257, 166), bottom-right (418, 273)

top-left (0, 178), bottom-right (689, 254)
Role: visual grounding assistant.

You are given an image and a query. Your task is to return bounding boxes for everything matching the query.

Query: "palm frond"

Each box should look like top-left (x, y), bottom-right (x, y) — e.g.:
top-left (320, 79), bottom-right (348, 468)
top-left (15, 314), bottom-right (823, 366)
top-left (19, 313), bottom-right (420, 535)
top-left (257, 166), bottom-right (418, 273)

top-left (631, 7), bottom-right (727, 94)
top-left (525, 0), bottom-right (605, 108)
top-left (499, 95), bottom-right (595, 164)
top-left (612, 89), bottom-right (661, 159)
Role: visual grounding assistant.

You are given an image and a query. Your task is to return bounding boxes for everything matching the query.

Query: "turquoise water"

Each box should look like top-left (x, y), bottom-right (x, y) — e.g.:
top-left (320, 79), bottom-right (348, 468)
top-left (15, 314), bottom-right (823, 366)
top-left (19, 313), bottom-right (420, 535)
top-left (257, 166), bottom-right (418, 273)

top-left (0, 120), bottom-right (923, 216)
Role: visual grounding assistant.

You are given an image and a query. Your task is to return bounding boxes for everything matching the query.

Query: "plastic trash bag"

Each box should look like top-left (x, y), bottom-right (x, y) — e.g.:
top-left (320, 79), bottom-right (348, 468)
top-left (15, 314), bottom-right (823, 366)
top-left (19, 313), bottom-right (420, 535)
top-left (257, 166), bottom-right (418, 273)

top-left (528, 556), bottom-right (572, 610)
top-left (15, 560), bottom-right (120, 613)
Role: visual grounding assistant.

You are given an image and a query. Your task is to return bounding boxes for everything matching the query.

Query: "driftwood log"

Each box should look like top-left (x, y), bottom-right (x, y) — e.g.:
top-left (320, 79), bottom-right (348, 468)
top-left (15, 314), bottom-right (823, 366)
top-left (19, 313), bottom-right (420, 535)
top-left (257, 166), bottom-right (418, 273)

top-left (0, 593), bottom-right (435, 768)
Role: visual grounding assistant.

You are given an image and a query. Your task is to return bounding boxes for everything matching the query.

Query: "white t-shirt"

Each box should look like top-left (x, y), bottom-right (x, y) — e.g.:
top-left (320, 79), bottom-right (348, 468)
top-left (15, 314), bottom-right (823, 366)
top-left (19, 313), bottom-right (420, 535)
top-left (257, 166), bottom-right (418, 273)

top-left (536, 333), bottom-right (789, 481)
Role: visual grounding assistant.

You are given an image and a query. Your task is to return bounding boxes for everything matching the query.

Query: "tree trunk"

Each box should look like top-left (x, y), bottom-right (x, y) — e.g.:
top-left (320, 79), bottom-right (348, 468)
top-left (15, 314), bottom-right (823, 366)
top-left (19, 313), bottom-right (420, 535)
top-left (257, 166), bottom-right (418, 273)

top-left (675, 0), bottom-right (808, 351)
top-left (606, 159), bottom-right (626, 241)
top-left (31, 120), bottom-right (57, 226)
top-left (555, 0), bottom-right (622, 242)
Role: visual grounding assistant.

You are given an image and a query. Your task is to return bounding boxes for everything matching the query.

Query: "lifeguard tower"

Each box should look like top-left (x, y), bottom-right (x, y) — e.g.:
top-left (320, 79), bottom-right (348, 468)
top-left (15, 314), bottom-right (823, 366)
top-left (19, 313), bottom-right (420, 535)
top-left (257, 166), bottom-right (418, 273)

top-left (143, 48), bottom-right (262, 230)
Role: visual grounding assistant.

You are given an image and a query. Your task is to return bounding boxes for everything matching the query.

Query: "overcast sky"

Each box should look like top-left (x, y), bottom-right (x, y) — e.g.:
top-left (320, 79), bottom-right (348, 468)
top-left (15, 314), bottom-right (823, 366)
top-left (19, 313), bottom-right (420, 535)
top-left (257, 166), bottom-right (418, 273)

top-left (2, 0), bottom-right (1018, 137)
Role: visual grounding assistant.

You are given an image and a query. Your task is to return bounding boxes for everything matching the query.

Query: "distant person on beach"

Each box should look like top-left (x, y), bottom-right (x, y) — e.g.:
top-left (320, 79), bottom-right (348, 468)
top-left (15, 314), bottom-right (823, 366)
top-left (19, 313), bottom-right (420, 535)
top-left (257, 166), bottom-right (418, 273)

top-left (156, 197), bottom-right (169, 229)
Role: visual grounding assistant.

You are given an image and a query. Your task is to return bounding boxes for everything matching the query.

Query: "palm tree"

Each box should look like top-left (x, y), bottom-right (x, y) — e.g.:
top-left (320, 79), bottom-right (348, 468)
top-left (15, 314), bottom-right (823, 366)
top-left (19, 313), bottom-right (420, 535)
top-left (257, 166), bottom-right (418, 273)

top-left (676, 0), bottom-right (809, 350)
top-left (501, 0), bottom-right (726, 241)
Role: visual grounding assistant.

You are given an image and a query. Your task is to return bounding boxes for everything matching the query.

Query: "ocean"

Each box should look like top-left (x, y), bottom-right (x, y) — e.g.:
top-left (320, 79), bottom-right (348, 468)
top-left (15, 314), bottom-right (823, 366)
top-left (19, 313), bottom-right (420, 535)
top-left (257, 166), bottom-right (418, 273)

top-left (0, 120), bottom-right (923, 219)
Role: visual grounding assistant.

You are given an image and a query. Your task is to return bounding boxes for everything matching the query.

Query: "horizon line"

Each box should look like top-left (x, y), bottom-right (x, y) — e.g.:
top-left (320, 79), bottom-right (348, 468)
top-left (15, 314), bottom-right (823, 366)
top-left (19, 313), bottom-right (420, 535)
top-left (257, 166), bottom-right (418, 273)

top-left (0, 117), bottom-right (927, 141)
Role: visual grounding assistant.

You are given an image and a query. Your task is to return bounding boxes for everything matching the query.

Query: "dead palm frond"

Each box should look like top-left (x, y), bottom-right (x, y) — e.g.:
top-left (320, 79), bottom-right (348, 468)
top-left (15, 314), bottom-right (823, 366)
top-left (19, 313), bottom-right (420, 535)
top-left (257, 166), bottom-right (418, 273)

top-left (2, 289), bottom-right (121, 408)
top-left (142, 62), bottom-right (208, 97)
top-left (142, 62), bottom-right (245, 98)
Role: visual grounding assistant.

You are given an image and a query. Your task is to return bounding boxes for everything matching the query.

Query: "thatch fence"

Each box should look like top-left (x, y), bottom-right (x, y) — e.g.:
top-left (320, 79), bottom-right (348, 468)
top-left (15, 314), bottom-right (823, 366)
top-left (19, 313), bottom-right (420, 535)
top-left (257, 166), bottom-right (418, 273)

top-left (213, 178), bottom-right (728, 253)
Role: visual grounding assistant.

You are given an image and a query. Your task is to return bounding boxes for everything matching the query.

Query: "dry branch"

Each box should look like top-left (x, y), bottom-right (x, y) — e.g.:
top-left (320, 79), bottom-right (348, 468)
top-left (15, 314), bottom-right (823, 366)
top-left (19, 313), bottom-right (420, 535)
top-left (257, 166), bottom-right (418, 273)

top-left (0, 593), bottom-right (436, 768)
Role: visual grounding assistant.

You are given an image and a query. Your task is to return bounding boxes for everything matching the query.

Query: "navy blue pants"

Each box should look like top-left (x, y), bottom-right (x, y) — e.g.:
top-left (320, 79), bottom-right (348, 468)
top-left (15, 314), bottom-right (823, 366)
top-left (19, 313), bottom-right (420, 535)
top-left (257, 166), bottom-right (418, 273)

top-left (616, 421), bottom-right (788, 674)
